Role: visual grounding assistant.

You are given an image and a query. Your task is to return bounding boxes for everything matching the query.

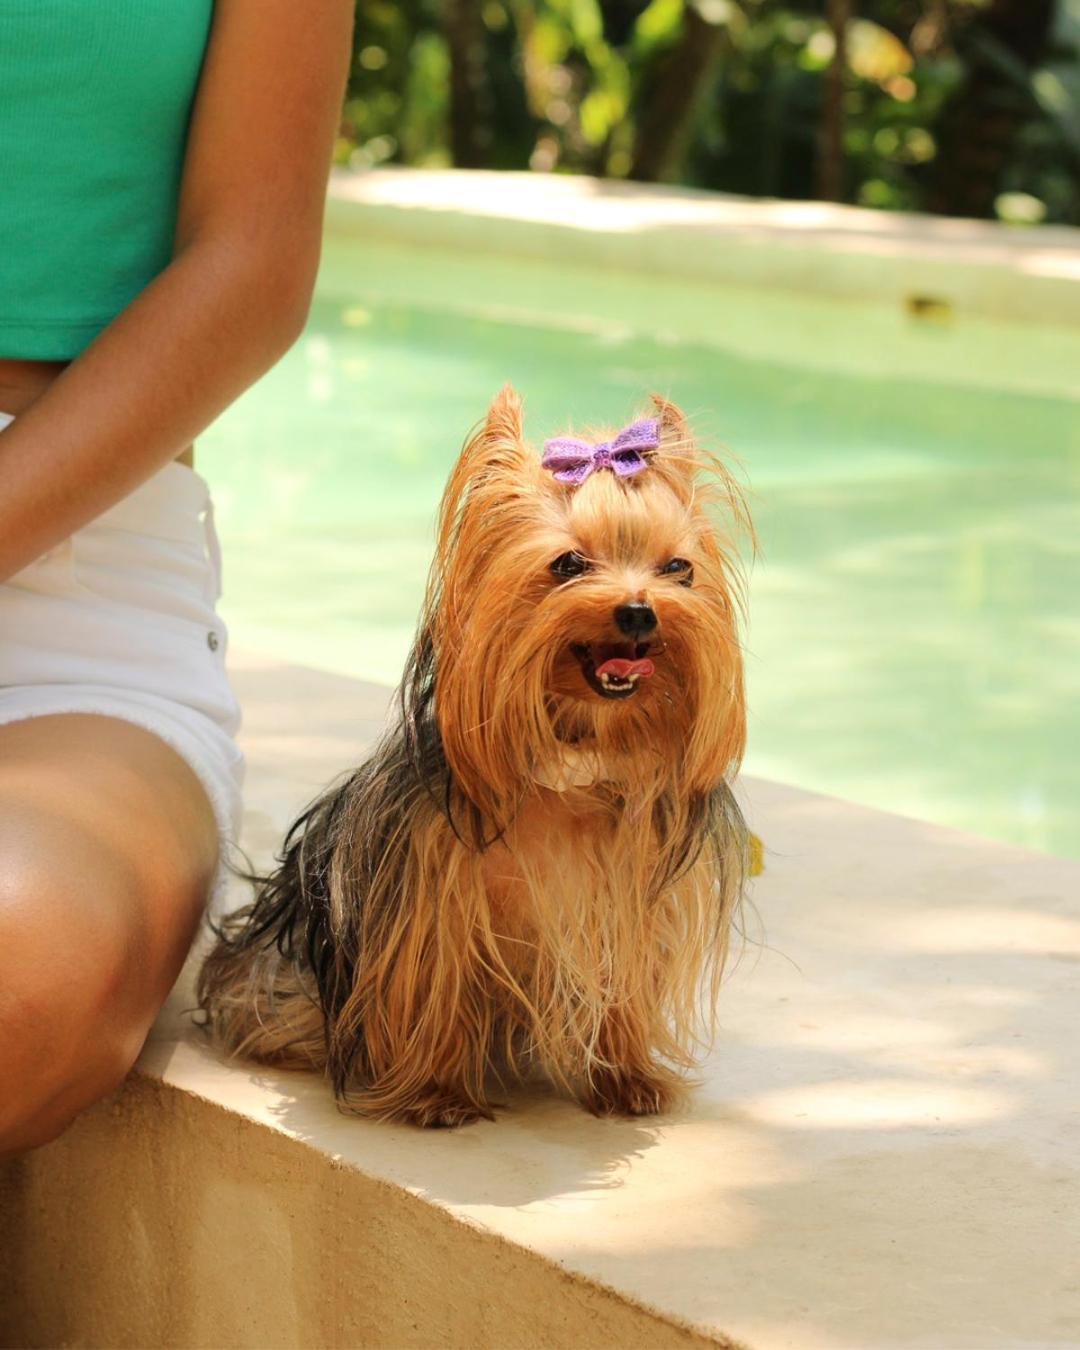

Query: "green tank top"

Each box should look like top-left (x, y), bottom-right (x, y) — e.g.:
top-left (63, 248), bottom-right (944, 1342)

top-left (0, 1), bottom-right (213, 360)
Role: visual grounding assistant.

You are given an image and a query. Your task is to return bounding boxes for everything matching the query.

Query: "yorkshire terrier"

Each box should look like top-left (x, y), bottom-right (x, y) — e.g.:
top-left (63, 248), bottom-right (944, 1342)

top-left (198, 386), bottom-right (751, 1127)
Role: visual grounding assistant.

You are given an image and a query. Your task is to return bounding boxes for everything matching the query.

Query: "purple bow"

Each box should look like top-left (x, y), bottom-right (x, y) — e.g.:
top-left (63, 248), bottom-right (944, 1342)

top-left (541, 417), bottom-right (659, 485)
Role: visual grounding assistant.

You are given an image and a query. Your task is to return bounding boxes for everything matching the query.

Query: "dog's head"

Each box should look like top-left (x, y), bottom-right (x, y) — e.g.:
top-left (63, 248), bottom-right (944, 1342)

top-left (423, 384), bottom-right (750, 819)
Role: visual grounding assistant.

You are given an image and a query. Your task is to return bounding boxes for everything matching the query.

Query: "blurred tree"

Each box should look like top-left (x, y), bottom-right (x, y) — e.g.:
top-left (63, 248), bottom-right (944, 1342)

top-left (929, 0), bottom-right (1057, 217)
top-left (444, 0), bottom-right (492, 165)
top-left (337, 0), bottom-right (1080, 223)
top-left (817, 0), bottom-right (851, 200)
top-left (628, 3), bottom-right (729, 182)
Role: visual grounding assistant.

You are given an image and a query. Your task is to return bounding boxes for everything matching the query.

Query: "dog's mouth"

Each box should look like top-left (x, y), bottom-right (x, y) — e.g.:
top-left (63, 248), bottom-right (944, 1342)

top-left (570, 641), bottom-right (656, 699)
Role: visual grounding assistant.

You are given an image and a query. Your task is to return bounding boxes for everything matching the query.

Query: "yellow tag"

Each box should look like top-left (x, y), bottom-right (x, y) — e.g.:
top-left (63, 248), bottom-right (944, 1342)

top-left (748, 832), bottom-right (764, 876)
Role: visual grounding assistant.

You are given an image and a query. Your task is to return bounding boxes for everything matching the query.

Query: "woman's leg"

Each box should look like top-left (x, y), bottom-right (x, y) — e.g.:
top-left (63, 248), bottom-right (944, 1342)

top-left (0, 713), bottom-right (219, 1154)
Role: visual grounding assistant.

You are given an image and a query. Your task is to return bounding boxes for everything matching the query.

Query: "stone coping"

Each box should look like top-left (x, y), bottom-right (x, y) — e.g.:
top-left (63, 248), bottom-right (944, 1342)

top-left (118, 653), bottom-right (1078, 1349)
top-left (327, 167), bottom-right (1080, 328)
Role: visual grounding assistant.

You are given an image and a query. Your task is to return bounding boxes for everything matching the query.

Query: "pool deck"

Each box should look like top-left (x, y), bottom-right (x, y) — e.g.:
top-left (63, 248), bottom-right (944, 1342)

top-left (4, 652), bottom-right (1077, 1348)
top-left (328, 167), bottom-right (1080, 328)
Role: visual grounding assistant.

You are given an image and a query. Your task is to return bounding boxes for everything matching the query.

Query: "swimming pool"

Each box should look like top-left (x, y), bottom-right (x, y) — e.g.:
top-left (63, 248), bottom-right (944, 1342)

top-left (199, 232), bottom-right (1080, 860)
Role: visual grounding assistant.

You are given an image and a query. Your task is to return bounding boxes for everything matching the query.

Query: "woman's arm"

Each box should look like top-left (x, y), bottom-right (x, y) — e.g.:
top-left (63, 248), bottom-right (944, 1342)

top-left (0, 0), bottom-right (354, 582)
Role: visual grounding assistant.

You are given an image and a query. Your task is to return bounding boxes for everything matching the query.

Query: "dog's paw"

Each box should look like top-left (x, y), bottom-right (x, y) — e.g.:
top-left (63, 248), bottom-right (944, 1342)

top-left (404, 1095), bottom-right (494, 1129)
top-left (582, 1068), bottom-right (682, 1118)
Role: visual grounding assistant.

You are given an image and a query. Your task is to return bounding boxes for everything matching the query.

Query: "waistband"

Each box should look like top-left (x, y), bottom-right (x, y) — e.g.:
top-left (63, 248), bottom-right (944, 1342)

top-left (0, 408), bottom-right (213, 547)
top-left (96, 459), bottom-right (212, 546)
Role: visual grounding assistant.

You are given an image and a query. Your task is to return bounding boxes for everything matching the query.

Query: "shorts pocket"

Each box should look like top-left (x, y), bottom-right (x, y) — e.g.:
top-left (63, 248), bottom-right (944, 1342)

top-left (61, 523), bottom-right (238, 730)
top-left (7, 538), bottom-right (81, 599)
top-left (69, 521), bottom-right (224, 652)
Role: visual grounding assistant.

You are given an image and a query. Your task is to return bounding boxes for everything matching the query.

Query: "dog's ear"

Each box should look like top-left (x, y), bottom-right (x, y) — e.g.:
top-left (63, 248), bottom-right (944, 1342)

top-left (647, 393), bottom-right (697, 485)
top-left (649, 391), bottom-right (753, 558)
top-left (435, 383), bottom-right (532, 568)
top-left (484, 382), bottom-right (525, 447)
top-left (649, 393), bottom-right (689, 455)
top-left (445, 382), bottom-right (528, 493)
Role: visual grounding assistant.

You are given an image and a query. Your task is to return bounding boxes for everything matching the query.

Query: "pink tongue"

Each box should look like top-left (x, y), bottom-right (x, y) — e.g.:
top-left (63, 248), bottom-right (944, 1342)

top-left (595, 656), bottom-right (655, 680)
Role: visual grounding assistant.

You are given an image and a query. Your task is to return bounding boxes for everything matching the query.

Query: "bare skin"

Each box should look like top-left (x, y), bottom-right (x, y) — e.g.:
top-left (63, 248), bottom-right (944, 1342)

top-left (0, 717), bottom-right (217, 1156)
top-left (0, 360), bottom-right (195, 465)
top-left (0, 0), bottom-right (354, 1152)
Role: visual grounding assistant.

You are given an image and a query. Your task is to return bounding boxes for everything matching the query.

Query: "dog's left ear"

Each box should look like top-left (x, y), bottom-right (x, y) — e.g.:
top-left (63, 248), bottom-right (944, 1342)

top-left (649, 393), bottom-right (689, 452)
top-left (648, 393), bottom-right (696, 483)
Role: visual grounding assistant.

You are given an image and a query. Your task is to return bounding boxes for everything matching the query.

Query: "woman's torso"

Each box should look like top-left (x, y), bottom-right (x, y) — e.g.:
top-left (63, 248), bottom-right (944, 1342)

top-left (0, 359), bottom-right (66, 416)
top-left (0, 1), bottom-right (213, 465)
top-left (0, 358), bottom-right (194, 469)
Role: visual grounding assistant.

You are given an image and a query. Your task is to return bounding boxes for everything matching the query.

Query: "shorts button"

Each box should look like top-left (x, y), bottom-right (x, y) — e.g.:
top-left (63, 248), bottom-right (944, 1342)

top-left (207, 630), bottom-right (219, 652)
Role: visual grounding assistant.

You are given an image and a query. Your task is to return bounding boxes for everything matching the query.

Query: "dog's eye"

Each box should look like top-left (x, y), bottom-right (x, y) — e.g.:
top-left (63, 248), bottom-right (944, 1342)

top-left (550, 551), bottom-right (590, 580)
top-left (659, 557), bottom-right (694, 587)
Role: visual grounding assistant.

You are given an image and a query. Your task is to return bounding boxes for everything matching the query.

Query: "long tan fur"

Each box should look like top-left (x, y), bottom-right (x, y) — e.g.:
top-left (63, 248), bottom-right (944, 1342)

top-left (199, 386), bottom-right (751, 1127)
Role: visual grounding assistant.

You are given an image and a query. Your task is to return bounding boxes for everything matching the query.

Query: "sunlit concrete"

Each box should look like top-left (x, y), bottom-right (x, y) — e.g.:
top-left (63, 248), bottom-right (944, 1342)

top-left (327, 167), bottom-right (1080, 328)
top-left (2, 652), bottom-right (1077, 1348)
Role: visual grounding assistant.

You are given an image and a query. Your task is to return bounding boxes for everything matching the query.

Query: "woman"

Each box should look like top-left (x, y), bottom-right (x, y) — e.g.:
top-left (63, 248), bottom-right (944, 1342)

top-left (0, 0), bottom-right (353, 1153)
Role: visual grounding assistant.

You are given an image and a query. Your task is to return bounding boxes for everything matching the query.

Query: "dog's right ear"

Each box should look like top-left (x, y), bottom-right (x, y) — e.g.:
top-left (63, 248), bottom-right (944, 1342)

top-left (472, 381), bottom-right (529, 483)
top-left (483, 382), bottom-right (525, 449)
top-left (440, 382), bottom-right (530, 513)
top-left (435, 383), bottom-right (532, 564)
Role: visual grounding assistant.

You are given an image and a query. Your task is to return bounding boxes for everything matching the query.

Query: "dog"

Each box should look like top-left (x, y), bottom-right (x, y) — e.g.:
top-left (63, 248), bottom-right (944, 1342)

top-left (198, 386), bottom-right (752, 1127)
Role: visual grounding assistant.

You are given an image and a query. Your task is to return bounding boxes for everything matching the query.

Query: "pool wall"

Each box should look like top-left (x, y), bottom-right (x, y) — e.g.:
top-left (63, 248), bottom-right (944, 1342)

top-left (328, 167), bottom-right (1080, 331)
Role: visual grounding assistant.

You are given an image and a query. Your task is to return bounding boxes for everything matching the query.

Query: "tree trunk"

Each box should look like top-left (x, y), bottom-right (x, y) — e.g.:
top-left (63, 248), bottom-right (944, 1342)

top-left (928, 0), bottom-right (1056, 219)
top-left (628, 3), bottom-right (727, 184)
top-left (444, 0), bottom-right (489, 168)
top-left (816, 0), bottom-right (852, 202)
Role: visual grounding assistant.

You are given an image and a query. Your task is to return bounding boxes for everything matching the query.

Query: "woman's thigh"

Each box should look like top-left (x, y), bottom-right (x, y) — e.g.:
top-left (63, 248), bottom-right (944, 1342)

top-left (0, 712), bottom-right (218, 1152)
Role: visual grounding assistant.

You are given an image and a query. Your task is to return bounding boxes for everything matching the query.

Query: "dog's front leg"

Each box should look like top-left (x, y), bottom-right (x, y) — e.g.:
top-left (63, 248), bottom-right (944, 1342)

top-left (579, 1002), bottom-right (685, 1118)
top-left (338, 968), bottom-right (498, 1129)
top-left (332, 869), bottom-right (499, 1129)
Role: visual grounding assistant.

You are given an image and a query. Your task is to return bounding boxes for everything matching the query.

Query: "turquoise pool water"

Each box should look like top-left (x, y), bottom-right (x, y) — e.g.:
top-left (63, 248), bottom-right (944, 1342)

top-left (199, 234), bottom-right (1080, 860)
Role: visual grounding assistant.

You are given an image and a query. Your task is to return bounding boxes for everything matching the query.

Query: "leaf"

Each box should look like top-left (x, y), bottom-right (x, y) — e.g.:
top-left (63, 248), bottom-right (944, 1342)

top-left (634, 0), bottom-right (685, 47)
top-left (847, 19), bottom-right (914, 85)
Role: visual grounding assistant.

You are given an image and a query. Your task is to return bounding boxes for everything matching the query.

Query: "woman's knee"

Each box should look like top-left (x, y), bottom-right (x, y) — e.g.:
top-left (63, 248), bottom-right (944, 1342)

top-left (0, 840), bottom-right (152, 1151)
top-left (0, 720), bottom-right (218, 1153)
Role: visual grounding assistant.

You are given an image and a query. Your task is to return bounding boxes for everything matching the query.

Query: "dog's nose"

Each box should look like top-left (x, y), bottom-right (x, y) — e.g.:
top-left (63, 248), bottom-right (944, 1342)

top-left (614, 601), bottom-right (658, 638)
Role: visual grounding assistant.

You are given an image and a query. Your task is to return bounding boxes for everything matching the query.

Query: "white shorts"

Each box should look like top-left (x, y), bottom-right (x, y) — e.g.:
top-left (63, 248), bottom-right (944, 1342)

top-left (0, 411), bottom-right (244, 910)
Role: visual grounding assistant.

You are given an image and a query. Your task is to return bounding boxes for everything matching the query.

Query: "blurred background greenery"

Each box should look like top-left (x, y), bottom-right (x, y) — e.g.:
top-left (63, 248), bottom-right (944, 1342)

top-left (337, 0), bottom-right (1080, 224)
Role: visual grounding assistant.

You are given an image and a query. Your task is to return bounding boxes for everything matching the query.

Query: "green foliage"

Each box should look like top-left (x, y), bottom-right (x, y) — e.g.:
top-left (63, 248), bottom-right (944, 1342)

top-left (340, 0), bottom-right (1080, 223)
top-left (339, 1), bottom-right (445, 166)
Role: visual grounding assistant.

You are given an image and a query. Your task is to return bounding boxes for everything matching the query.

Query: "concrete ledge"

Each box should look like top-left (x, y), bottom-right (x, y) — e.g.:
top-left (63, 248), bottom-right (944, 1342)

top-left (3, 654), bottom-right (1078, 1348)
top-left (2, 1076), bottom-right (714, 1350)
top-left (327, 167), bottom-right (1080, 328)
